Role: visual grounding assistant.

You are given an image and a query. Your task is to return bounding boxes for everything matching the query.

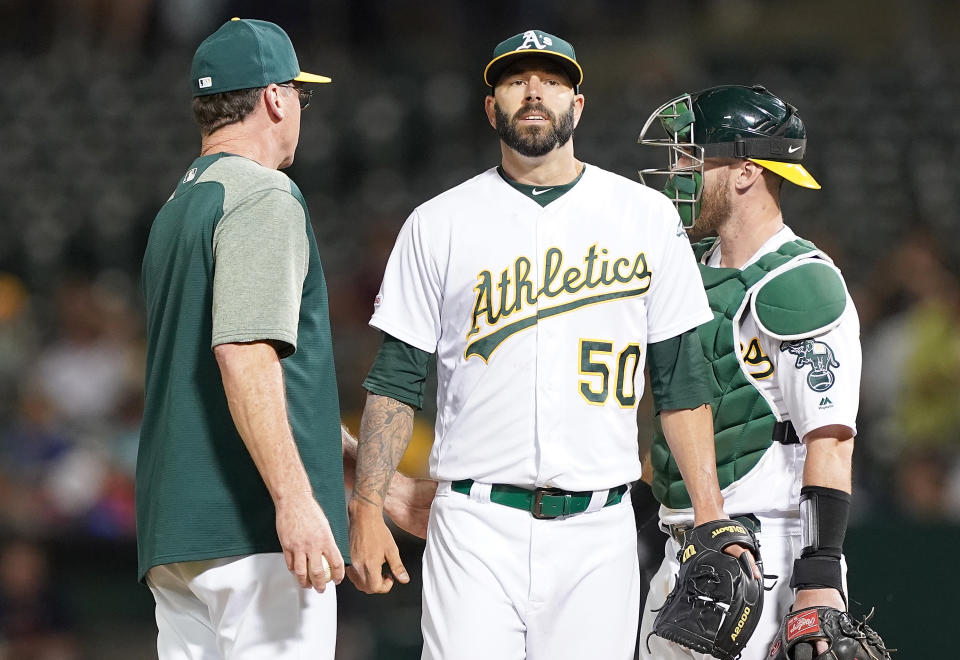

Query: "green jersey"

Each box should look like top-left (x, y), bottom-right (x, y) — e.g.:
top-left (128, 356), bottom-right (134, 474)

top-left (137, 153), bottom-right (348, 580)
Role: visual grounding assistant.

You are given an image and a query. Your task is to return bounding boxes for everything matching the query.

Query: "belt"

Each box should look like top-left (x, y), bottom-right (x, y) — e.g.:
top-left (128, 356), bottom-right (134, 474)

top-left (665, 513), bottom-right (762, 544)
top-left (451, 479), bottom-right (629, 519)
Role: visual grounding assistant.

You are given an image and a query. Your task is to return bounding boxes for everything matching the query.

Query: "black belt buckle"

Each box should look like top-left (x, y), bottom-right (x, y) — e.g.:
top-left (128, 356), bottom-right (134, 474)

top-left (532, 487), bottom-right (567, 519)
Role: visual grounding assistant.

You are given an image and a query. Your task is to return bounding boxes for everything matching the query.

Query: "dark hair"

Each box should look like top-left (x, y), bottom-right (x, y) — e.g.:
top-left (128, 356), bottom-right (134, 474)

top-left (191, 87), bottom-right (265, 136)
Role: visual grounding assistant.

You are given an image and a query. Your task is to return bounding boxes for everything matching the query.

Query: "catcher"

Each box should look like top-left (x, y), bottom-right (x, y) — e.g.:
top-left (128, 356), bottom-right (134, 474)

top-left (636, 85), bottom-right (891, 660)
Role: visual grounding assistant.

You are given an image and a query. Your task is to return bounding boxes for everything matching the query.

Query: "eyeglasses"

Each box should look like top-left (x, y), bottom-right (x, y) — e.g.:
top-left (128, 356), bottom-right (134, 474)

top-left (278, 83), bottom-right (313, 109)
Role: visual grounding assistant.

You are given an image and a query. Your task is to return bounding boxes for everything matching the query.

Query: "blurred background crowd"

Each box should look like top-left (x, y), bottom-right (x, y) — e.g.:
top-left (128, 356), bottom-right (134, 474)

top-left (0, 0), bottom-right (957, 657)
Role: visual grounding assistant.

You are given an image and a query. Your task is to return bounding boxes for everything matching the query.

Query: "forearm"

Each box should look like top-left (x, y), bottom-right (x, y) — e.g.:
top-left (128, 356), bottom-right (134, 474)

top-left (351, 393), bottom-right (415, 510)
top-left (802, 425), bottom-right (854, 492)
top-left (214, 341), bottom-right (312, 502)
top-left (660, 404), bottom-right (725, 523)
top-left (792, 425), bottom-right (854, 605)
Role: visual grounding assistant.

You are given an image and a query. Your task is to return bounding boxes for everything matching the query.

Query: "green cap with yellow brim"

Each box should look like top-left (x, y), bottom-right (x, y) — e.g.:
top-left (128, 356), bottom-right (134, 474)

top-left (749, 159), bottom-right (821, 189)
top-left (483, 29), bottom-right (582, 88)
top-left (192, 17), bottom-right (330, 97)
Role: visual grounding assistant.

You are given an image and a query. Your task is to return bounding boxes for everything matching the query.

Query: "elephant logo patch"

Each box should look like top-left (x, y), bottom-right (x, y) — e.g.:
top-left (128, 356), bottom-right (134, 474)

top-left (779, 339), bottom-right (839, 392)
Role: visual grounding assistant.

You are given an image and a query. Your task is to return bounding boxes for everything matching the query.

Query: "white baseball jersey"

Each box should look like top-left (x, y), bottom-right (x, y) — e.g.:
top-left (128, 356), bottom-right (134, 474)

top-left (667, 225), bottom-right (861, 522)
top-left (642, 227), bottom-right (861, 660)
top-left (371, 165), bottom-right (712, 491)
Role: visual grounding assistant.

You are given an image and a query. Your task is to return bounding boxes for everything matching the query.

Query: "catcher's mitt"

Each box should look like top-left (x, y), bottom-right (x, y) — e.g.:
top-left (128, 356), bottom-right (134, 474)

top-left (768, 606), bottom-right (892, 660)
top-left (650, 520), bottom-right (764, 660)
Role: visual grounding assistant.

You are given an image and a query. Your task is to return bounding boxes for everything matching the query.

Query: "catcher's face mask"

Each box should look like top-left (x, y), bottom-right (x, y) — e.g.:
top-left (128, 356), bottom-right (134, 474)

top-left (638, 94), bottom-right (704, 230)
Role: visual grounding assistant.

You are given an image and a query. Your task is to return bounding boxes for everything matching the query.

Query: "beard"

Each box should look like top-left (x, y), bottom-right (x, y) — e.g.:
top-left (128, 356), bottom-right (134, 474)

top-left (494, 101), bottom-right (576, 157)
top-left (690, 170), bottom-right (732, 237)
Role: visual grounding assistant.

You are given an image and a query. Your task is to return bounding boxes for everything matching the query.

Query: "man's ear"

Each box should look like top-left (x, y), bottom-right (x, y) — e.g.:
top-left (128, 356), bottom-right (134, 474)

top-left (484, 95), bottom-right (497, 130)
top-left (572, 93), bottom-right (585, 129)
top-left (264, 84), bottom-right (286, 122)
top-left (735, 159), bottom-right (765, 191)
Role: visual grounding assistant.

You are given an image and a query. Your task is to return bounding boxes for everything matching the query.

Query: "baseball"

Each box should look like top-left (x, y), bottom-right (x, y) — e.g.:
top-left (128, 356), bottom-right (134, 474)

top-left (320, 555), bottom-right (331, 583)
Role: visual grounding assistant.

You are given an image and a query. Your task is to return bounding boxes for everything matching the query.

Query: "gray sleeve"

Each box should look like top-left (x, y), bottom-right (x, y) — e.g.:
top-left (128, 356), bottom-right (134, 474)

top-left (211, 188), bottom-right (309, 357)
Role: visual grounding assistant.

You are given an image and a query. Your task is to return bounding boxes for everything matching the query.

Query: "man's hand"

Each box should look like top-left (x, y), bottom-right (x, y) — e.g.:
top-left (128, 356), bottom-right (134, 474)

top-left (384, 473), bottom-right (437, 539)
top-left (275, 492), bottom-right (344, 592)
top-left (347, 497), bottom-right (409, 593)
top-left (651, 519), bottom-right (765, 660)
top-left (347, 394), bottom-right (416, 593)
top-left (789, 588), bottom-right (847, 656)
top-left (770, 603), bottom-right (891, 660)
top-left (724, 542), bottom-right (762, 580)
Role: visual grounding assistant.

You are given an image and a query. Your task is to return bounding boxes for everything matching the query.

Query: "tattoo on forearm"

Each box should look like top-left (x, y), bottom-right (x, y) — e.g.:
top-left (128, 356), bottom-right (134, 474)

top-left (354, 395), bottom-right (414, 506)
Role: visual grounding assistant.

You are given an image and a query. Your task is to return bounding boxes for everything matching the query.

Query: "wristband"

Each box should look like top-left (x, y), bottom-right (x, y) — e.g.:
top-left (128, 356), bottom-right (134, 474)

top-left (790, 485), bottom-right (850, 597)
top-left (799, 485), bottom-right (850, 558)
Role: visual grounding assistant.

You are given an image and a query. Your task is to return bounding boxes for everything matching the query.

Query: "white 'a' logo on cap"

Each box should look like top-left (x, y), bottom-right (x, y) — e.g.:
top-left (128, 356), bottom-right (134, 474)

top-left (519, 31), bottom-right (552, 50)
top-left (198, 76), bottom-right (213, 89)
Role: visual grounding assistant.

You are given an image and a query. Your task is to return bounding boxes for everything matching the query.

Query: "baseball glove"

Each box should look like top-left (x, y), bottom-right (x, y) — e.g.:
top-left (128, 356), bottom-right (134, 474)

top-left (768, 606), bottom-right (892, 660)
top-left (650, 520), bottom-right (764, 660)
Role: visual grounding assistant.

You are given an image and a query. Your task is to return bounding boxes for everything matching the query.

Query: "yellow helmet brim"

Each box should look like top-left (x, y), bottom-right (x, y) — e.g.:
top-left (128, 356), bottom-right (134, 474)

top-left (749, 159), bottom-right (821, 189)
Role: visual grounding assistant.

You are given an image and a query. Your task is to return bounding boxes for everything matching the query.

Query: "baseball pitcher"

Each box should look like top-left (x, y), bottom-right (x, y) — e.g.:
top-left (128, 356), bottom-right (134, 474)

top-left (346, 31), bottom-right (757, 660)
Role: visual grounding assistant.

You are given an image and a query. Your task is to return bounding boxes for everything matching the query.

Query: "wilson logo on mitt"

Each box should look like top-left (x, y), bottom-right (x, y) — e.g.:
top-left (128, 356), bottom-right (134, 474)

top-left (711, 524), bottom-right (747, 538)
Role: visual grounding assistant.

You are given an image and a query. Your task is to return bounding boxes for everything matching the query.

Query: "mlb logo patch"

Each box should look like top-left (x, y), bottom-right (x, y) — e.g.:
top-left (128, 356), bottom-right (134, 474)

top-left (198, 76), bottom-right (213, 89)
top-left (786, 611), bottom-right (820, 641)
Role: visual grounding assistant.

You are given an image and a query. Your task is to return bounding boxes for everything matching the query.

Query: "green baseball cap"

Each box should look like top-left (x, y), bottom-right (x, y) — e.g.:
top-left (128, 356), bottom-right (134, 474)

top-left (191, 18), bottom-right (331, 97)
top-left (483, 29), bottom-right (582, 88)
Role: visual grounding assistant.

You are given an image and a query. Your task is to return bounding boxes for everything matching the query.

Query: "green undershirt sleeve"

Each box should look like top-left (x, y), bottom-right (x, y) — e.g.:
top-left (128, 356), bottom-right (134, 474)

top-left (362, 332), bottom-right (432, 410)
top-left (647, 328), bottom-right (712, 414)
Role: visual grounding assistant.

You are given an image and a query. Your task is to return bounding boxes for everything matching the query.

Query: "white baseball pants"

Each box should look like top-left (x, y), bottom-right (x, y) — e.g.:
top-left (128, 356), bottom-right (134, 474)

top-left (422, 481), bottom-right (640, 660)
top-left (147, 552), bottom-right (336, 660)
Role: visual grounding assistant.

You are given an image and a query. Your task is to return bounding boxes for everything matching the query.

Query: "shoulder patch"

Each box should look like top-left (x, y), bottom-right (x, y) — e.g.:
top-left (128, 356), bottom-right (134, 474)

top-left (752, 261), bottom-right (847, 340)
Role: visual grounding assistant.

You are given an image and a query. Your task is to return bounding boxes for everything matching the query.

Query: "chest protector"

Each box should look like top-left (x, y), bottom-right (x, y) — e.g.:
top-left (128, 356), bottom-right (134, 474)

top-left (651, 237), bottom-right (823, 509)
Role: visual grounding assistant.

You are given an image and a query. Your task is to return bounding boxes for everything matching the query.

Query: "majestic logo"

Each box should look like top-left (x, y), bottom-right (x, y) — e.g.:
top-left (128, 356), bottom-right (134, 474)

top-left (819, 396), bottom-right (833, 408)
top-left (531, 187), bottom-right (554, 196)
top-left (518, 30), bottom-right (552, 51)
top-left (198, 76), bottom-right (213, 89)
top-left (780, 339), bottom-right (839, 392)
top-left (786, 610), bottom-right (820, 641)
top-left (466, 245), bottom-right (652, 361)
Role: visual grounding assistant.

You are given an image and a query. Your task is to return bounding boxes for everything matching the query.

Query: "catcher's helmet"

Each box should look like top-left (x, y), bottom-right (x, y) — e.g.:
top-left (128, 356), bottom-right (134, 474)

top-left (638, 85), bottom-right (820, 228)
